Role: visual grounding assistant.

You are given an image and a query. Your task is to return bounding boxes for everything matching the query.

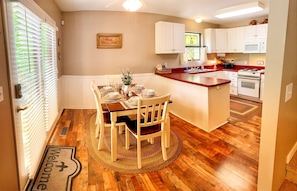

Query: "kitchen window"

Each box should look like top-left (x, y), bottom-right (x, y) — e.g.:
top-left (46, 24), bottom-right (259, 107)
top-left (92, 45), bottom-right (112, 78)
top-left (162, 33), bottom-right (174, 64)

top-left (185, 32), bottom-right (202, 61)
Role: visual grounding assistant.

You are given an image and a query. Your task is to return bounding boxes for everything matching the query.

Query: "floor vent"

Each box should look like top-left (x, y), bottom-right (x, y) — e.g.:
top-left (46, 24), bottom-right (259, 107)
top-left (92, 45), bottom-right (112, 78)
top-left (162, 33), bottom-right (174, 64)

top-left (60, 127), bottom-right (68, 136)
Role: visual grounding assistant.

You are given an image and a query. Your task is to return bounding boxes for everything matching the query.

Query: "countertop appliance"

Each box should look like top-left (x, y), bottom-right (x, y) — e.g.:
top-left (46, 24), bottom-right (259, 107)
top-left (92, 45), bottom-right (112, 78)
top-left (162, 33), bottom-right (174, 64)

top-left (237, 68), bottom-right (264, 100)
top-left (222, 62), bottom-right (234, 69)
top-left (222, 59), bottom-right (235, 69)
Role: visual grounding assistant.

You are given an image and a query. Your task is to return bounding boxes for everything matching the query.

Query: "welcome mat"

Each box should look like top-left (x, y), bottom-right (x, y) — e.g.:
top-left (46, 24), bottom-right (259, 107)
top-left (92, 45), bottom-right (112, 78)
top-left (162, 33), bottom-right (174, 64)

top-left (28, 146), bottom-right (81, 191)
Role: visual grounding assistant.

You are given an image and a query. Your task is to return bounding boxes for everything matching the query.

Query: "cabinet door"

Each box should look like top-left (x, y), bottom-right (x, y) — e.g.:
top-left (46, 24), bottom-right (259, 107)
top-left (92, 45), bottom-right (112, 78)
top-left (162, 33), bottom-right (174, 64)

top-left (155, 22), bottom-right (185, 54)
top-left (228, 72), bottom-right (238, 95)
top-left (227, 28), bottom-right (236, 52)
top-left (244, 25), bottom-right (257, 40)
top-left (256, 24), bottom-right (268, 39)
top-left (228, 27), bottom-right (244, 52)
top-left (173, 23), bottom-right (185, 52)
top-left (235, 27), bottom-right (244, 52)
top-left (204, 28), bottom-right (216, 53)
top-left (204, 28), bottom-right (227, 53)
top-left (215, 29), bottom-right (227, 52)
top-left (244, 24), bottom-right (268, 40)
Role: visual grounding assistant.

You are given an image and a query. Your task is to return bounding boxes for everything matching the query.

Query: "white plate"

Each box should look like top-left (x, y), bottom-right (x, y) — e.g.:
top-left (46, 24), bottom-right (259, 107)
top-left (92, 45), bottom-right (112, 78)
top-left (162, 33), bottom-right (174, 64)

top-left (104, 92), bottom-right (122, 100)
top-left (142, 89), bottom-right (155, 98)
top-left (101, 87), bottom-right (113, 93)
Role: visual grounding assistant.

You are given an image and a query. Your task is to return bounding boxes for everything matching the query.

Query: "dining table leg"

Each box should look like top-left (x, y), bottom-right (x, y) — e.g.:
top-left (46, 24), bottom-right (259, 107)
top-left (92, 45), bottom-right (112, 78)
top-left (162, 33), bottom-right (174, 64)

top-left (110, 112), bottom-right (117, 161)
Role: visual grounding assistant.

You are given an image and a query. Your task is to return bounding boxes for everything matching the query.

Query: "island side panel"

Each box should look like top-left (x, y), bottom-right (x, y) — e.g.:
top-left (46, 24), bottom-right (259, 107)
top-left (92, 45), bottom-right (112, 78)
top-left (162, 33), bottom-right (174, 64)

top-left (154, 75), bottom-right (229, 132)
top-left (208, 84), bottom-right (230, 132)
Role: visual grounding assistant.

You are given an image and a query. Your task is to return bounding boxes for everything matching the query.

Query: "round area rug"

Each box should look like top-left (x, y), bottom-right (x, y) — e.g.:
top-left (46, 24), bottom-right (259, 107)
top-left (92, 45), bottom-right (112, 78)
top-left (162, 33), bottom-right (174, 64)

top-left (87, 114), bottom-right (183, 173)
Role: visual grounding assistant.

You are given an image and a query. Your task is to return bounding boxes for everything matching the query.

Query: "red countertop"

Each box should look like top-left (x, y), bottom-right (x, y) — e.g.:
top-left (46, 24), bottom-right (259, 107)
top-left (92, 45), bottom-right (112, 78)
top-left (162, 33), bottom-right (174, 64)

top-left (156, 72), bottom-right (231, 87)
top-left (156, 64), bottom-right (265, 87)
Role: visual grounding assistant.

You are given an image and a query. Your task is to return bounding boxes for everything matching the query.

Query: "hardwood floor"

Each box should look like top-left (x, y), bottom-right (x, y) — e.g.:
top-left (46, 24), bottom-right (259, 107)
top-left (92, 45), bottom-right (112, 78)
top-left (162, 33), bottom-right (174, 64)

top-left (49, 99), bottom-right (261, 191)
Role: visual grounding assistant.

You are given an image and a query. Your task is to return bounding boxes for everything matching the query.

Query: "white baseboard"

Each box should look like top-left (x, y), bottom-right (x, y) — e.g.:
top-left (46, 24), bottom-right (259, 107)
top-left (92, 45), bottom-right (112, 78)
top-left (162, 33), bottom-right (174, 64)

top-left (287, 141), bottom-right (297, 164)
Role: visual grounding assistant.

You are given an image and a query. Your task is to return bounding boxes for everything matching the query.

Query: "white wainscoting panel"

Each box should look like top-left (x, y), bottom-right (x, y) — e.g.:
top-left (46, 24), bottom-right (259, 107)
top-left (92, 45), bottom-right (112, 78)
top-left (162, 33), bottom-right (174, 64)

top-left (60, 73), bottom-right (155, 109)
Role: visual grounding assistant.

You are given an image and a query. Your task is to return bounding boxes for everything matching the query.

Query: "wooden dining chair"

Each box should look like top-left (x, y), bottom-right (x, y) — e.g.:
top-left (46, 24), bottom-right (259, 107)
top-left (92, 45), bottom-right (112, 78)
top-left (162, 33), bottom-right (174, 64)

top-left (125, 94), bottom-right (171, 169)
top-left (90, 80), bottom-right (128, 150)
top-left (90, 80), bottom-right (103, 138)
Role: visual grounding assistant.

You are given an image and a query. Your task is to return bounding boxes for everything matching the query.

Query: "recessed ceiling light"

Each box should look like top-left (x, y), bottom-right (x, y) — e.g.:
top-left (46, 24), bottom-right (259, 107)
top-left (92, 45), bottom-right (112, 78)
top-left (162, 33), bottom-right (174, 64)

top-left (215, 1), bottom-right (264, 19)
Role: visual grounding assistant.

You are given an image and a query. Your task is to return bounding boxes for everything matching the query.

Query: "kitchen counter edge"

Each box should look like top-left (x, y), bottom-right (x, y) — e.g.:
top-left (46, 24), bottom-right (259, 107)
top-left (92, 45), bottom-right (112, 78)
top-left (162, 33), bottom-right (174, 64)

top-left (155, 72), bottom-right (231, 87)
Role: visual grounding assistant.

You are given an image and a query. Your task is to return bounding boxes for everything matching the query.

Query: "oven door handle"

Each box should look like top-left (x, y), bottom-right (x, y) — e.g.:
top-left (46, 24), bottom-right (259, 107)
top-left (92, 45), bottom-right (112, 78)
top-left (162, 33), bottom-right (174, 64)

top-left (238, 76), bottom-right (260, 80)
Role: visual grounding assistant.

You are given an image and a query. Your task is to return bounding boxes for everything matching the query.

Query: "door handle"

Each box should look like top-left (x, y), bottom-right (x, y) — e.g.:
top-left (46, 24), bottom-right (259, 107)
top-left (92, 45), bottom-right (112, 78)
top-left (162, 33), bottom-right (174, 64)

top-left (17, 105), bottom-right (28, 113)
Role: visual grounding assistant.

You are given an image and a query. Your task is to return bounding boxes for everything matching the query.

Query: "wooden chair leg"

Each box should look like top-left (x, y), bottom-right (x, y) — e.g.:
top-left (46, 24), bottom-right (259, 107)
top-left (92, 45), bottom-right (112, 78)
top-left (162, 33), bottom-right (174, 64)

top-left (98, 126), bottom-right (105, 150)
top-left (161, 135), bottom-right (167, 161)
top-left (125, 128), bottom-right (130, 150)
top-left (95, 122), bottom-right (100, 139)
top-left (137, 139), bottom-right (142, 169)
top-left (165, 116), bottom-right (171, 148)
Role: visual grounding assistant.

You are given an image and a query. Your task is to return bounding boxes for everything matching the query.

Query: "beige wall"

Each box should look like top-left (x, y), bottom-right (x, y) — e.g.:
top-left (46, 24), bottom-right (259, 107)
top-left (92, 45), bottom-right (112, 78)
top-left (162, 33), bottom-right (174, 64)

top-left (61, 11), bottom-right (218, 75)
top-left (258, 0), bottom-right (297, 190)
top-left (1, 0), bottom-right (296, 190)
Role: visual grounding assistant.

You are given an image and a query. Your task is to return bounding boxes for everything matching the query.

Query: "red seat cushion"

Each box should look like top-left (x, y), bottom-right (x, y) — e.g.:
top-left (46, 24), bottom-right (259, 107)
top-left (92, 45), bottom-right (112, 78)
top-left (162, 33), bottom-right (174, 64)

top-left (125, 119), bottom-right (161, 135)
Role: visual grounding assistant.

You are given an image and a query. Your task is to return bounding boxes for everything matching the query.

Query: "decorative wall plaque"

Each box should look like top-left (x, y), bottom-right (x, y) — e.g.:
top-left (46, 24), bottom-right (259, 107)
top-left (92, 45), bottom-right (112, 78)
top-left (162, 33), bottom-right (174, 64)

top-left (96, 33), bottom-right (122, 49)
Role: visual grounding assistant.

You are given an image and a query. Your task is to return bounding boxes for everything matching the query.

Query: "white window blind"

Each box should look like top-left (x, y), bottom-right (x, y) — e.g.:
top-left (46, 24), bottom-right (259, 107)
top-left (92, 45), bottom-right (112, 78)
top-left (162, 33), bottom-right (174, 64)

top-left (41, 22), bottom-right (58, 131)
top-left (11, 2), bottom-right (58, 178)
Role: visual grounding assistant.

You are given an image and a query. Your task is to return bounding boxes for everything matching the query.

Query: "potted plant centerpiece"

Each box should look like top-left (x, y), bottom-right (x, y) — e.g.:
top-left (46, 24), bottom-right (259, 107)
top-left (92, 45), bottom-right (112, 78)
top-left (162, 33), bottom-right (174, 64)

top-left (121, 67), bottom-right (133, 93)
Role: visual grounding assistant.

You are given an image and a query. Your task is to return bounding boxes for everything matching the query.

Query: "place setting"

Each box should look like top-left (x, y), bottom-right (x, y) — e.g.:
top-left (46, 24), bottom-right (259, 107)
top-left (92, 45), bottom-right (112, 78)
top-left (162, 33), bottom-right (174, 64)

top-left (103, 91), bottom-right (122, 101)
top-left (121, 87), bottom-right (158, 109)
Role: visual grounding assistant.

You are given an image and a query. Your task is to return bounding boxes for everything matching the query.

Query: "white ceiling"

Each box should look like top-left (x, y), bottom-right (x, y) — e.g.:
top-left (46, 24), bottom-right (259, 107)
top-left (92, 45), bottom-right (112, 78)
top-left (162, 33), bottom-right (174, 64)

top-left (54, 0), bottom-right (270, 24)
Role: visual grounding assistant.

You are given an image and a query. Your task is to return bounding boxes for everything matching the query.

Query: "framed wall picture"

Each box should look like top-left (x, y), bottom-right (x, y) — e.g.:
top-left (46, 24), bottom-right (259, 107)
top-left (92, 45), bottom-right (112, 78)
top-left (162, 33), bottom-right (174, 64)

top-left (96, 33), bottom-right (122, 49)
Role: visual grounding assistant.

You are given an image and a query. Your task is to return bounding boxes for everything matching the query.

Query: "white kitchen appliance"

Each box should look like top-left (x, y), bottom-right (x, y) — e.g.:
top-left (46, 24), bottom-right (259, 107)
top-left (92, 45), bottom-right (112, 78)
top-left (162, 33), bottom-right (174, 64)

top-left (237, 68), bottom-right (264, 100)
top-left (244, 40), bottom-right (266, 53)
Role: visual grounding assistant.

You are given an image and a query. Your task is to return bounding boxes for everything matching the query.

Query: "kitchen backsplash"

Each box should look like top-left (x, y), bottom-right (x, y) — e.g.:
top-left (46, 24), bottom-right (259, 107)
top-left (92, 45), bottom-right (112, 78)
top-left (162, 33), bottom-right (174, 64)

top-left (204, 53), bottom-right (266, 66)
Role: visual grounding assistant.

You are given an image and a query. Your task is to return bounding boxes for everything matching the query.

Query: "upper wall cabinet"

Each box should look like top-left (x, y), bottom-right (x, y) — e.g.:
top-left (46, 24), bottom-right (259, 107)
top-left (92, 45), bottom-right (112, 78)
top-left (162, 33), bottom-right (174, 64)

top-left (204, 28), bottom-right (227, 53)
top-left (227, 27), bottom-right (244, 53)
top-left (155, 21), bottom-right (185, 54)
top-left (244, 24), bottom-right (268, 40)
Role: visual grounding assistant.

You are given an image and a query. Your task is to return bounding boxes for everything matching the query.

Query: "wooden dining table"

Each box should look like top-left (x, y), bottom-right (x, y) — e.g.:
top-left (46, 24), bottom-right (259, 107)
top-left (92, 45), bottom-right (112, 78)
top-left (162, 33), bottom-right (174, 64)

top-left (100, 87), bottom-right (171, 161)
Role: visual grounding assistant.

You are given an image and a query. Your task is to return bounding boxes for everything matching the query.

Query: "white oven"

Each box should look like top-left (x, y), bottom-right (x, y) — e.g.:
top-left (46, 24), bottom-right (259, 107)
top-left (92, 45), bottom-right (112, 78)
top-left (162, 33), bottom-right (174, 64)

top-left (237, 76), bottom-right (260, 98)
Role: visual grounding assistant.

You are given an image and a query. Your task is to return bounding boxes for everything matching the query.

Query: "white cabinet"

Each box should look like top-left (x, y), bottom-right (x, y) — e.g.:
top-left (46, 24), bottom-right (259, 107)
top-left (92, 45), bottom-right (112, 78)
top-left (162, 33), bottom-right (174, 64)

top-left (204, 28), bottom-right (227, 53)
top-left (227, 27), bottom-right (244, 53)
top-left (244, 24), bottom-right (268, 40)
top-left (260, 74), bottom-right (265, 101)
top-left (155, 21), bottom-right (185, 54)
top-left (228, 71), bottom-right (238, 95)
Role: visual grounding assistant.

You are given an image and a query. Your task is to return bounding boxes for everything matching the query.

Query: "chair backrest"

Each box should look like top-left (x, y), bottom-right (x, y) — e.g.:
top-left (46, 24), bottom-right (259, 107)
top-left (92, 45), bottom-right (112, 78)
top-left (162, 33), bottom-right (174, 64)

top-left (136, 94), bottom-right (170, 133)
top-left (90, 80), bottom-right (105, 125)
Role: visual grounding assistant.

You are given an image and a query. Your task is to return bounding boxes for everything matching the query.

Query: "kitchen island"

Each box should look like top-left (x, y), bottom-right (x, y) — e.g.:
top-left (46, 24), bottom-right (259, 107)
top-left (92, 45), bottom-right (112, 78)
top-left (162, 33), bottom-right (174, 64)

top-left (154, 72), bottom-right (231, 132)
